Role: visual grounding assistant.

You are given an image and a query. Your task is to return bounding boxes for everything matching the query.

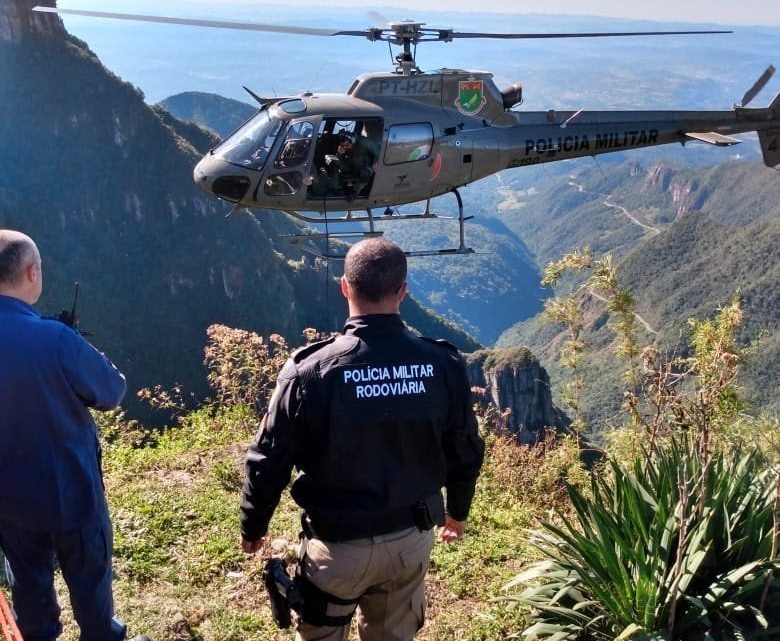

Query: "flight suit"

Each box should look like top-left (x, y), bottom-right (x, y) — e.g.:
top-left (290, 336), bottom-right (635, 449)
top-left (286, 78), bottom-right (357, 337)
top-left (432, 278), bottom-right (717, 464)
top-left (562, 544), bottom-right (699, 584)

top-left (241, 314), bottom-right (484, 641)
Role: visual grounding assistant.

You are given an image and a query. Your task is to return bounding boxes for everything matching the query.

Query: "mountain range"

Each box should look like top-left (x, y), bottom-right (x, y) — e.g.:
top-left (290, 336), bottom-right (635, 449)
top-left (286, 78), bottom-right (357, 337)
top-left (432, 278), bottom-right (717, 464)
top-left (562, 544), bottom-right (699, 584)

top-left (0, 0), bottom-right (477, 421)
top-left (494, 159), bottom-right (780, 423)
top-left (4, 0), bottom-right (778, 426)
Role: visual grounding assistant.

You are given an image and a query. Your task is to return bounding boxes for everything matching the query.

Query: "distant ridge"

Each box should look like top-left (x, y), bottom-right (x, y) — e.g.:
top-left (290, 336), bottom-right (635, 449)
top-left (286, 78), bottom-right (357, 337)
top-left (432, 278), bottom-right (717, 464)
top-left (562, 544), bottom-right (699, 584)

top-left (0, 0), bottom-right (478, 421)
top-left (158, 92), bottom-right (255, 138)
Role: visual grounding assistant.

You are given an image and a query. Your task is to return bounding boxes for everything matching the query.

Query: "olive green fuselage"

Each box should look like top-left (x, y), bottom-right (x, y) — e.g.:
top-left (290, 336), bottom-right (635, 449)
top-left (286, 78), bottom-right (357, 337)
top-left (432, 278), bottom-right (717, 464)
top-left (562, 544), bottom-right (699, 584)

top-left (193, 69), bottom-right (780, 213)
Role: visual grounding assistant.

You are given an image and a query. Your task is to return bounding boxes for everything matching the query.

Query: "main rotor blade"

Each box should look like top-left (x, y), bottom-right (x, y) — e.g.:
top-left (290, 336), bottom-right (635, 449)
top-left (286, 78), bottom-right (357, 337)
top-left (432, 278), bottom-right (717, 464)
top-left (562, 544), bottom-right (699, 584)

top-left (32, 7), bottom-right (732, 42)
top-left (451, 29), bottom-right (732, 39)
top-left (367, 11), bottom-right (390, 29)
top-left (738, 65), bottom-right (776, 107)
top-left (32, 6), bottom-right (366, 37)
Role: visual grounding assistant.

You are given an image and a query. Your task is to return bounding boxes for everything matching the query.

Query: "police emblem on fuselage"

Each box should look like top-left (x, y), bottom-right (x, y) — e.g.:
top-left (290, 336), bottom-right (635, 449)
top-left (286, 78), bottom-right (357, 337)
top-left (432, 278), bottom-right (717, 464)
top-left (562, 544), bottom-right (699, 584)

top-left (455, 79), bottom-right (486, 116)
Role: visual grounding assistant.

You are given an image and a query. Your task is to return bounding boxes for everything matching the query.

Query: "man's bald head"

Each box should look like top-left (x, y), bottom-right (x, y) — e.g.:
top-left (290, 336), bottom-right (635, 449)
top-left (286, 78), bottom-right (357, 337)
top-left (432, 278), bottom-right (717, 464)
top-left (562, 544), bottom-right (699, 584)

top-left (0, 230), bottom-right (42, 303)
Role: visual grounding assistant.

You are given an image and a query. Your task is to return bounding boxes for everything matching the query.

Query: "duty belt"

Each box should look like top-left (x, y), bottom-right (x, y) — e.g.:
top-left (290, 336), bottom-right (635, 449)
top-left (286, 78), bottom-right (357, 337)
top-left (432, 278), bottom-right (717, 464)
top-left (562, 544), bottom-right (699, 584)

top-left (302, 492), bottom-right (444, 541)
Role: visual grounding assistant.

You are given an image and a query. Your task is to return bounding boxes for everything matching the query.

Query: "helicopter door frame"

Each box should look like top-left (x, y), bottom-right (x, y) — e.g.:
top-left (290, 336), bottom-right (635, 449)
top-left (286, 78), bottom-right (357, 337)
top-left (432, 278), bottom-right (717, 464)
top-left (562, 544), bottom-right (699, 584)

top-left (304, 117), bottom-right (384, 204)
top-left (259, 115), bottom-right (323, 208)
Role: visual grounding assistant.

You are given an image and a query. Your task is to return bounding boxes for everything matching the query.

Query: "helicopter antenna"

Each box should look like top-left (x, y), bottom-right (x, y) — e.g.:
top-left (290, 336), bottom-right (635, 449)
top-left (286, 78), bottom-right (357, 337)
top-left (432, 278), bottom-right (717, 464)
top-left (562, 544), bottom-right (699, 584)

top-left (306, 61), bottom-right (327, 94)
top-left (243, 86), bottom-right (270, 106)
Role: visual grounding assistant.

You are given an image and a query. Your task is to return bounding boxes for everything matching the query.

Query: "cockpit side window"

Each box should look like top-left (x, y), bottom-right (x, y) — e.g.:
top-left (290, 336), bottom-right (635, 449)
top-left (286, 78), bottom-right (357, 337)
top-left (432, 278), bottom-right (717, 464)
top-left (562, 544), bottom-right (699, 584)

top-left (213, 110), bottom-right (282, 170)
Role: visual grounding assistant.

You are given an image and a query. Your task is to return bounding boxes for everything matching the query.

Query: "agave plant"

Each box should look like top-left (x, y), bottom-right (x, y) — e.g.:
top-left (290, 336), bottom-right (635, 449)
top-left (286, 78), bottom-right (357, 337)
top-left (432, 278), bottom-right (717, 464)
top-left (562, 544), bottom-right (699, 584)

top-left (502, 440), bottom-right (780, 641)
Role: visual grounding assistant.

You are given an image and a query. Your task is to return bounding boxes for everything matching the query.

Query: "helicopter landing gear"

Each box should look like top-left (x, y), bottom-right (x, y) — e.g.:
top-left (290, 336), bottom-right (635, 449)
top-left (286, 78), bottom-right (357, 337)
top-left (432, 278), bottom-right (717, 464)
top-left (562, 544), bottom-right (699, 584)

top-left (279, 188), bottom-right (478, 259)
top-left (402, 189), bottom-right (477, 257)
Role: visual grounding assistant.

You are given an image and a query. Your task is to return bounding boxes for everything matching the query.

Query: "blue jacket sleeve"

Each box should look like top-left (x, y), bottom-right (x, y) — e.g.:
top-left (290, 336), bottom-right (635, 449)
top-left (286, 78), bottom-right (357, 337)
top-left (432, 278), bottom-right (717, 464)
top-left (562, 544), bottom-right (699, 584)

top-left (57, 327), bottom-right (127, 410)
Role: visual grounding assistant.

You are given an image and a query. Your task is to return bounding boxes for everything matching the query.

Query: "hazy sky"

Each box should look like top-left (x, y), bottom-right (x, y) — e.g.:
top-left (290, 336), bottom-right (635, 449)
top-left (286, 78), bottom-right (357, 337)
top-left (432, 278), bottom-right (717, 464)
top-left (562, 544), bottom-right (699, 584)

top-left (58, 0), bottom-right (780, 27)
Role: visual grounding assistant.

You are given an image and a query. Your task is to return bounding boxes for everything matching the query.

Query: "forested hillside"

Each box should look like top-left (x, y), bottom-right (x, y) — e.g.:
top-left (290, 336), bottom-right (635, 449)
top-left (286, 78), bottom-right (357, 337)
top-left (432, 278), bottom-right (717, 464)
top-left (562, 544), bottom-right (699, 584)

top-left (496, 159), bottom-right (780, 425)
top-left (0, 1), bottom-right (477, 420)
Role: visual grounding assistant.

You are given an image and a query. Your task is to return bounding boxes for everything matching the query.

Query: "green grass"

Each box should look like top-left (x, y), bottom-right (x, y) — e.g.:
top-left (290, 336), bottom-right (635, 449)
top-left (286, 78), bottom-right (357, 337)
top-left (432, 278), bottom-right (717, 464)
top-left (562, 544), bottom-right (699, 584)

top-left (39, 409), bottom-right (572, 641)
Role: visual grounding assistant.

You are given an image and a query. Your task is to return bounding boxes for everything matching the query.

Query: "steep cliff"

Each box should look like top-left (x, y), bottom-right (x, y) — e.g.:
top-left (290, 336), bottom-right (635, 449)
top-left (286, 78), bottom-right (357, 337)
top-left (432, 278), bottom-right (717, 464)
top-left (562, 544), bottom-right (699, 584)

top-left (466, 347), bottom-right (569, 442)
top-left (639, 160), bottom-right (780, 224)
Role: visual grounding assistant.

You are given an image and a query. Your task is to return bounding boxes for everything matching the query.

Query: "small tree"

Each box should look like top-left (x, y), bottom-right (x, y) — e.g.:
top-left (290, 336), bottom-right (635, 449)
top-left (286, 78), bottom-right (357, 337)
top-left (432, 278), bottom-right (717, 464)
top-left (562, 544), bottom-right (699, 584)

top-left (541, 247), bottom-right (594, 437)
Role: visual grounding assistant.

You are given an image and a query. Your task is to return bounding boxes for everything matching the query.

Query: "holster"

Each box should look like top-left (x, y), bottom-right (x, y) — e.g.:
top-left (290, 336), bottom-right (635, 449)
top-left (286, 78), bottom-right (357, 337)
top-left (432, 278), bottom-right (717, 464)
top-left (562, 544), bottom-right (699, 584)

top-left (412, 492), bottom-right (445, 531)
top-left (262, 557), bottom-right (303, 629)
top-left (263, 554), bottom-right (360, 629)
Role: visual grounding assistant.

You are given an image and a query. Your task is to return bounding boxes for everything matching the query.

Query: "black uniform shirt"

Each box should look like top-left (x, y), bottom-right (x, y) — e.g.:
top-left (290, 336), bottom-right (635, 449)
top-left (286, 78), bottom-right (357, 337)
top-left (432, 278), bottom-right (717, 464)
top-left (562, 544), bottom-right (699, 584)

top-left (240, 314), bottom-right (484, 542)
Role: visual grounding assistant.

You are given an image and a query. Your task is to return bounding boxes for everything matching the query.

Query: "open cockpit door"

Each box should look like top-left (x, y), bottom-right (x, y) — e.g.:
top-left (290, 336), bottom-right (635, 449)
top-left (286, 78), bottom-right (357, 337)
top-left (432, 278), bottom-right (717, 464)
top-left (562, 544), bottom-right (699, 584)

top-left (304, 118), bottom-right (384, 205)
top-left (259, 115), bottom-right (323, 208)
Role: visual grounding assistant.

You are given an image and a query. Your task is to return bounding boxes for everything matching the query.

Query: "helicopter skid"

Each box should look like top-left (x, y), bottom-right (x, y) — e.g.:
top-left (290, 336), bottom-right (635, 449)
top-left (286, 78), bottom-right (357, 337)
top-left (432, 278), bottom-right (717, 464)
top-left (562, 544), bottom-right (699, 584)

top-left (281, 188), bottom-right (477, 259)
top-left (283, 236), bottom-right (482, 260)
top-left (281, 209), bottom-right (450, 224)
top-left (282, 230), bottom-right (383, 242)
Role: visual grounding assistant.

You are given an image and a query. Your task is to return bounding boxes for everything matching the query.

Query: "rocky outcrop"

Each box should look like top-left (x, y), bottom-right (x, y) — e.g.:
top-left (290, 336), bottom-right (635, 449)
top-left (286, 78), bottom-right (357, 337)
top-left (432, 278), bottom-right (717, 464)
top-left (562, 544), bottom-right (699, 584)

top-left (0, 0), bottom-right (64, 44)
top-left (644, 161), bottom-right (706, 218)
top-left (466, 347), bottom-right (569, 443)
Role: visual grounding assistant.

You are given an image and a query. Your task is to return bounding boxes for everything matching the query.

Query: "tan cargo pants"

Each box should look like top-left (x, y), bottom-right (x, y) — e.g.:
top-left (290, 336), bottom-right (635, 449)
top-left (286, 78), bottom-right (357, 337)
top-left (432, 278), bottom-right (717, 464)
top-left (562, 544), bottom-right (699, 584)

top-left (295, 526), bottom-right (435, 641)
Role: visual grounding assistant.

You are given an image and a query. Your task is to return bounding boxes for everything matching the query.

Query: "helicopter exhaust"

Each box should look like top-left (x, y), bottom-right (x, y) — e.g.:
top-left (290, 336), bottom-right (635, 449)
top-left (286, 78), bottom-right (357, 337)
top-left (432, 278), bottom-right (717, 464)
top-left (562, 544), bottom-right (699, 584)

top-left (501, 83), bottom-right (523, 109)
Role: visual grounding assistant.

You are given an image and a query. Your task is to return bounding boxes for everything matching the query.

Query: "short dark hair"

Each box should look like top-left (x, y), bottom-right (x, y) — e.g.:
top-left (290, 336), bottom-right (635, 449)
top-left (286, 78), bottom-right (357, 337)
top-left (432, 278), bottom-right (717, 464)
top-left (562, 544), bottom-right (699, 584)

top-left (0, 238), bottom-right (32, 286)
top-left (344, 238), bottom-right (406, 303)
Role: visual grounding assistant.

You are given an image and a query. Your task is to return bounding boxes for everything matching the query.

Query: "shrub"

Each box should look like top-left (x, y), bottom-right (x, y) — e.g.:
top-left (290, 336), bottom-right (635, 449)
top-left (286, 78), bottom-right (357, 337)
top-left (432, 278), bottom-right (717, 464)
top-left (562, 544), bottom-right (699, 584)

top-left (502, 438), bottom-right (780, 641)
top-left (484, 427), bottom-right (590, 516)
top-left (203, 324), bottom-right (290, 415)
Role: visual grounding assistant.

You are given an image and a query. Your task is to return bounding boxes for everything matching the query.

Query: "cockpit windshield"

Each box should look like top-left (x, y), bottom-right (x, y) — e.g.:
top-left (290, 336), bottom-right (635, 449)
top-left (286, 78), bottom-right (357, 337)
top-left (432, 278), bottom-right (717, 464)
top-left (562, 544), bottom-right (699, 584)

top-left (213, 110), bottom-right (282, 170)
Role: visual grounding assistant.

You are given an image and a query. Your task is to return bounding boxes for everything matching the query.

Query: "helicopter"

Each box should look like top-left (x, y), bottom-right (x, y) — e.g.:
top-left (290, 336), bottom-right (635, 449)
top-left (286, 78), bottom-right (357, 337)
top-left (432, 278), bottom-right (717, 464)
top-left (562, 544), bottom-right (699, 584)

top-left (33, 6), bottom-right (780, 257)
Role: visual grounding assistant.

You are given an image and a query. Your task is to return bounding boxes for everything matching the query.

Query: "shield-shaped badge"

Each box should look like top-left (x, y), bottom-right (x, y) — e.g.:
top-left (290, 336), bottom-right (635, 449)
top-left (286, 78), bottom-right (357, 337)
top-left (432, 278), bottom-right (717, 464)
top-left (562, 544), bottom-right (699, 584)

top-left (455, 79), bottom-right (486, 115)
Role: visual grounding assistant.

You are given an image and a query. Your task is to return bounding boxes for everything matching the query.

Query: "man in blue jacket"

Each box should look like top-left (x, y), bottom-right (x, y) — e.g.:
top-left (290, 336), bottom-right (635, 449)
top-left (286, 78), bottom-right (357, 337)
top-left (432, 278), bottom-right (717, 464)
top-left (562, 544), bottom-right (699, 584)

top-left (0, 230), bottom-right (143, 641)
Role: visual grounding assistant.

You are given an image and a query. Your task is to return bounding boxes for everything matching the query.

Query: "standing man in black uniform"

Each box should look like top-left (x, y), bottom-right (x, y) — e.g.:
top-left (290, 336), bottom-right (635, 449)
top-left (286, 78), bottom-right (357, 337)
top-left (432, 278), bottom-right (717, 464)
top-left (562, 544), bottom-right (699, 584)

top-left (240, 237), bottom-right (484, 641)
